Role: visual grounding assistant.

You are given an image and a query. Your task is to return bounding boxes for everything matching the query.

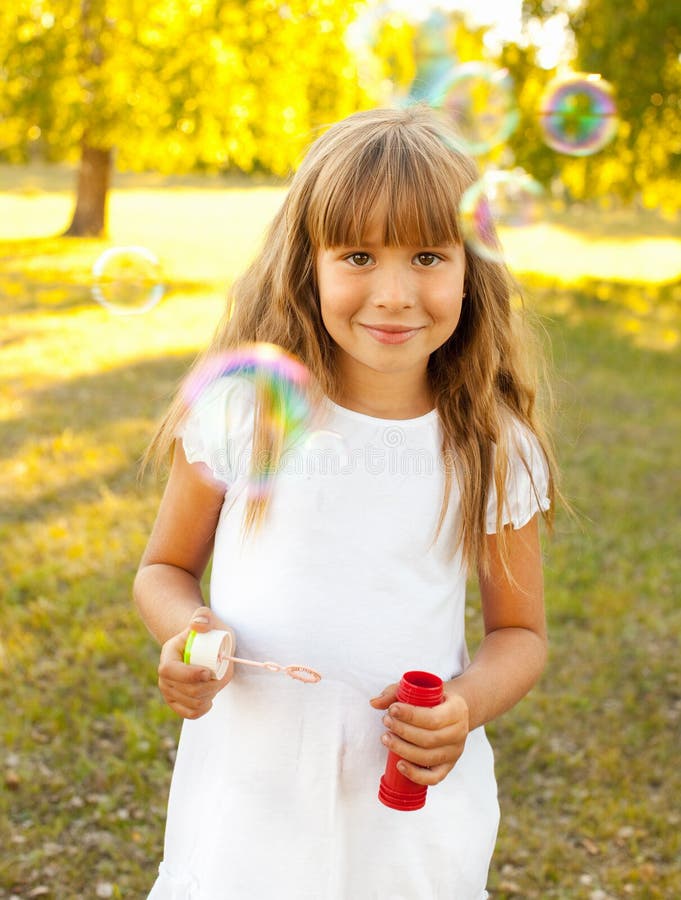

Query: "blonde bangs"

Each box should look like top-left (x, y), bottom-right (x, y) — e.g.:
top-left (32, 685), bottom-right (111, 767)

top-left (305, 114), bottom-right (473, 250)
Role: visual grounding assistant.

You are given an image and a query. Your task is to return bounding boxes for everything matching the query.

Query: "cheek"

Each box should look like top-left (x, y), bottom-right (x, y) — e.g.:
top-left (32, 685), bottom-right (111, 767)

top-left (433, 291), bottom-right (464, 329)
top-left (318, 278), bottom-right (358, 328)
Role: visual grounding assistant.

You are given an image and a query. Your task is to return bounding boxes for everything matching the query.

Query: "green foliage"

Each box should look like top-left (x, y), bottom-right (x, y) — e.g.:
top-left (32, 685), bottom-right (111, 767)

top-left (571, 0), bottom-right (681, 205)
top-left (0, 0), bottom-right (372, 175)
top-left (500, 41), bottom-right (562, 185)
top-left (520, 0), bottom-right (681, 208)
top-left (352, 9), bottom-right (489, 106)
top-left (369, 11), bottom-right (418, 100)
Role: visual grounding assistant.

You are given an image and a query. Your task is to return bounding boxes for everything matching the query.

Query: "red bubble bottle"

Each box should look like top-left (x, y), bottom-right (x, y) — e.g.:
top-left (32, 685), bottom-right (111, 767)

top-left (378, 670), bottom-right (444, 811)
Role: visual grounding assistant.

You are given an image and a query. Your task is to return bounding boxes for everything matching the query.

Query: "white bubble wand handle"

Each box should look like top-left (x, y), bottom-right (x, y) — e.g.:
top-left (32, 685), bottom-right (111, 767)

top-left (184, 630), bottom-right (321, 683)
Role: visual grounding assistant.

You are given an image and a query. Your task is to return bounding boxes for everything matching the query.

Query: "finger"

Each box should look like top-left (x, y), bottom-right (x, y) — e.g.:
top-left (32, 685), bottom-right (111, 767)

top-left (386, 693), bottom-right (468, 730)
top-left (160, 676), bottom-right (219, 701)
top-left (160, 658), bottom-right (213, 684)
top-left (188, 606), bottom-right (212, 633)
top-left (168, 697), bottom-right (213, 720)
top-left (369, 683), bottom-right (399, 708)
top-left (188, 609), bottom-right (235, 640)
top-left (392, 758), bottom-right (453, 787)
top-left (382, 713), bottom-right (466, 750)
top-left (163, 688), bottom-right (204, 712)
top-left (163, 684), bottom-right (214, 713)
top-left (160, 629), bottom-right (196, 670)
top-left (381, 730), bottom-right (463, 771)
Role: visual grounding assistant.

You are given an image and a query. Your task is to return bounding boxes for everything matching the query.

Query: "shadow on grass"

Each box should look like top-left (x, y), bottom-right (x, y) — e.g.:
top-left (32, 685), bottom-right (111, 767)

top-left (2, 465), bottom-right (142, 538)
top-left (0, 351), bottom-right (195, 455)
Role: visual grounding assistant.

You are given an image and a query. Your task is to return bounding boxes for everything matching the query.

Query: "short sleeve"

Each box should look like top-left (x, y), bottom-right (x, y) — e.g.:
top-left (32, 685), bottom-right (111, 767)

top-left (485, 419), bottom-right (551, 533)
top-left (177, 376), bottom-right (255, 488)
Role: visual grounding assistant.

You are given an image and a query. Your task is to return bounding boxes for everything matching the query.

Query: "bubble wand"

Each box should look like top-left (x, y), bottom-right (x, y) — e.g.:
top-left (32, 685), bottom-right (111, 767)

top-left (184, 629), bottom-right (321, 684)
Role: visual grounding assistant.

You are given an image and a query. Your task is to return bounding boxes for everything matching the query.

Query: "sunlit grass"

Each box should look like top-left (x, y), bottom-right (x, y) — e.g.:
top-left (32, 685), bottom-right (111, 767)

top-left (1, 168), bottom-right (680, 898)
top-left (501, 221), bottom-right (681, 285)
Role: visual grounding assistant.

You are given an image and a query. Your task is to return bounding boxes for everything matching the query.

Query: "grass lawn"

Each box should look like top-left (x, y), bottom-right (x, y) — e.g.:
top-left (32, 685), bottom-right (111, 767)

top-left (1, 165), bottom-right (680, 899)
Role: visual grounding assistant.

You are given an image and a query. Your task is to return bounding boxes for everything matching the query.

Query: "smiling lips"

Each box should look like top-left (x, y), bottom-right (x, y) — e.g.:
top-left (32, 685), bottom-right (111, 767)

top-left (360, 324), bottom-right (424, 345)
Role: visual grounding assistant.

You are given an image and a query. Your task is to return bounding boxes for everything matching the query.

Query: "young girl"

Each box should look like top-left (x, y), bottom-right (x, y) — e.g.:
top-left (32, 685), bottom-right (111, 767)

top-left (134, 105), bottom-right (556, 900)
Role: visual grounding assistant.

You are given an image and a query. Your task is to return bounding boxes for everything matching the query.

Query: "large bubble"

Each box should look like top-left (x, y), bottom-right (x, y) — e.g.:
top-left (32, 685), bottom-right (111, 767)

top-left (459, 169), bottom-right (544, 264)
top-left (427, 62), bottom-right (519, 156)
top-left (182, 343), bottom-right (308, 410)
top-left (539, 73), bottom-right (618, 156)
top-left (181, 343), bottom-right (312, 498)
top-left (91, 246), bottom-right (165, 315)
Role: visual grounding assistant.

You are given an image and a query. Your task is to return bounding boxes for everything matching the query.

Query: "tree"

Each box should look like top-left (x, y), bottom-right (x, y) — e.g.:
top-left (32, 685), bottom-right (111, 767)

top-left (348, 7), bottom-right (491, 111)
top-left (0, 0), bottom-right (370, 236)
top-left (499, 41), bottom-right (562, 187)
top-left (521, 0), bottom-right (681, 206)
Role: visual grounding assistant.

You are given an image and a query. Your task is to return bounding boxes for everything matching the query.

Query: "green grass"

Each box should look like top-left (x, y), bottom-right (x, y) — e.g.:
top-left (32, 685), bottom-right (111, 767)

top-left (1, 166), bottom-right (680, 898)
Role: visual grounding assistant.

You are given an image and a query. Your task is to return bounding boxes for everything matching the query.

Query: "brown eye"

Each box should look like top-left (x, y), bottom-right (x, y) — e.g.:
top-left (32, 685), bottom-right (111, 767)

top-left (415, 253), bottom-right (439, 267)
top-left (349, 253), bottom-right (372, 267)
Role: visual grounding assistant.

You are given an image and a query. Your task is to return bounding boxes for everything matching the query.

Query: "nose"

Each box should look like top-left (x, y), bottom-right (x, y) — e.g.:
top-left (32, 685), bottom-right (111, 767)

top-left (371, 263), bottom-right (416, 310)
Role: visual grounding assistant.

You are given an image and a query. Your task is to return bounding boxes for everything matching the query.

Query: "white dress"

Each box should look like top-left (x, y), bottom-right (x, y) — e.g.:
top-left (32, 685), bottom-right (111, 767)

top-left (148, 377), bottom-right (550, 900)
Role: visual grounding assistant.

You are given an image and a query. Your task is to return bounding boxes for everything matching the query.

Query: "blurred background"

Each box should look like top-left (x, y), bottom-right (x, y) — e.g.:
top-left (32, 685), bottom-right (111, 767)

top-left (1, 1), bottom-right (679, 897)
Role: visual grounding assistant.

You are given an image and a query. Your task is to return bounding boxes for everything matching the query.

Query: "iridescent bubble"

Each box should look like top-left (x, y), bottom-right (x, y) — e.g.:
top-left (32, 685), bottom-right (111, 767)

top-left (182, 343), bottom-right (308, 407)
top-left (91, 246), bottom-right (165, 315)
top-left (407, 10), bottom-right (453, 102)
top-left (539, 73), bottom-right (618, 156)
top-left (459, 169), bottom-right (544, 264)
top-left (427, 62), bottom-right (519, 156)
top-left (181, 343), bottom-right (312, 499)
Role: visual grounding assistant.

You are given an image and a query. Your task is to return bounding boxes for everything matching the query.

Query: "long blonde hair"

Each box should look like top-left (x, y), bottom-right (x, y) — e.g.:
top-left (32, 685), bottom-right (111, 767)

top-left (145, 105), bottom-right (557, 572)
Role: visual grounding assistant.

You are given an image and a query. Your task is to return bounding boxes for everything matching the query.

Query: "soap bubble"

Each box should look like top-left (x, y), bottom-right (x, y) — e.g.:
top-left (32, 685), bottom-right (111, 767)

top-left (539, 73), bottom-right (618, 156)
top-left (303, 429), bottom-right (351, 476)
top-left (459, 169), bottom-right (544, 264)
top-left (182, 343), bottom-right (309, 413)
top-left (92, 246), bottom-right (165, 315)
top-left (181, 343), bottom-right (312, 498)
top-left (427, 62), bottom-right (519, 156)
top-left (407, 10), bottom-right (454, 102)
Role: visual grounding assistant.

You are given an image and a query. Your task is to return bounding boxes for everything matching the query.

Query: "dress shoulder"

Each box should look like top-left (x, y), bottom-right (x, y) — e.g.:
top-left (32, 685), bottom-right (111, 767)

top-left (485, 417), bottom-right (551, 533)
top-left (177, 376), bottom-right (255, 487)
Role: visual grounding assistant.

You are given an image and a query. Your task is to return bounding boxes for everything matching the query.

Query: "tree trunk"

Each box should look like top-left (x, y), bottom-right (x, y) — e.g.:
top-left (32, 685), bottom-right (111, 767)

top-left (63, 142), bottom-right (112, 237)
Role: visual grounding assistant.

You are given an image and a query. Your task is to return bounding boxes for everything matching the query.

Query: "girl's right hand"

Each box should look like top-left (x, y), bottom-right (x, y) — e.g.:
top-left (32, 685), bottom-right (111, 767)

top-left (157, 606), bottom-right (236, 720)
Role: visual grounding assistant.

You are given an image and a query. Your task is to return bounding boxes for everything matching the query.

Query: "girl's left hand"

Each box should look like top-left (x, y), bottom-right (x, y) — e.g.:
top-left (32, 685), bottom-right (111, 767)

top-left (369, 685), bottom-right (469, 785)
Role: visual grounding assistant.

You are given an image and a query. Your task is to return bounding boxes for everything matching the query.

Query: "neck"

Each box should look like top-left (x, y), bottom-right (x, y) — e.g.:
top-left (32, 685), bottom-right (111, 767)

top-left (333, 359), bottom-right (434, 420)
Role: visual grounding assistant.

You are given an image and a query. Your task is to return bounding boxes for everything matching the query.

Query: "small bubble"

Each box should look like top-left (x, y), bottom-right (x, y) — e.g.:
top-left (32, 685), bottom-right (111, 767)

top-left (539, 73), bottom-right (618, 156)
top-left (91, 246), bottom-right (165, 315)
top-left (428, 62), bottom-right (519, 156)
top-left (459, 169), bottom-right (544, 263)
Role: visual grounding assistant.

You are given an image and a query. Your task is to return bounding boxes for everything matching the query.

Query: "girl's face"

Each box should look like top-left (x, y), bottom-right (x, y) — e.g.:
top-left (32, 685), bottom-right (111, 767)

top-left (316, 216), bottom-right (466, 404)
